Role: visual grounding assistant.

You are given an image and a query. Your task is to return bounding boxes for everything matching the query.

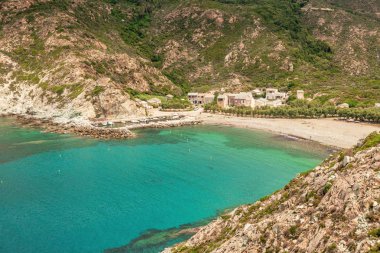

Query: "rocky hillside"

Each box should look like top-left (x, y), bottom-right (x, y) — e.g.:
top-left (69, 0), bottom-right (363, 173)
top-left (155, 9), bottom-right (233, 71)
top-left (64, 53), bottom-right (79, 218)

top-left (0, 0), bottom-right (179, 121)
top-left (163, 132), bottom-right (380, 253)
top-left (0, 0), bottom-right (379, 120)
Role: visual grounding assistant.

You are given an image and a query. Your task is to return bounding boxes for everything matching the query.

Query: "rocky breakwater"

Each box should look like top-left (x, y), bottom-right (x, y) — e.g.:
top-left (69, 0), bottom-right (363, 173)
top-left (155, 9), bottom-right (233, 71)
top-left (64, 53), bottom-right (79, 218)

top-left (127, 118), bottom-right (202, 130)
top-left (163, 132), bottom-right (380, 253)
top-left (13, 115), bottom-right (135, 139)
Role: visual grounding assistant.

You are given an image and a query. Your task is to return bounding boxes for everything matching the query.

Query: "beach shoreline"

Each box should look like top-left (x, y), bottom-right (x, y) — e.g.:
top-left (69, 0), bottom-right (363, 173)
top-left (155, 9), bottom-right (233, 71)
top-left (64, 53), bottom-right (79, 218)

top-left (2, 111), bottom-right (379, 148)
top-left (199, 113), bottom-right (380, 149)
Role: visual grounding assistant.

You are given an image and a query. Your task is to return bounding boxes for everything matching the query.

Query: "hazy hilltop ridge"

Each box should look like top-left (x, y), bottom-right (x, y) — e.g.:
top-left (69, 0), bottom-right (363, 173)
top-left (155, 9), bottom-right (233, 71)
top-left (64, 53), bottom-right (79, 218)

top-left (163, 133), bottom-right (380, 253)
top-left (0, 0), bottom-right (379, 120)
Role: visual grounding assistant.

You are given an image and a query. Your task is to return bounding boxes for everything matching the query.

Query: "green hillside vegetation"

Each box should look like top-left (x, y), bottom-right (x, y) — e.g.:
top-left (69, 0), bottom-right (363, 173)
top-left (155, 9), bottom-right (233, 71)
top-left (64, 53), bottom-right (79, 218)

top-left (1, 0), bottom-right (379, 109)
top-left (113, 0), bottom-right (379, 106)
top-left (204, 102), bottom-right (380, 123)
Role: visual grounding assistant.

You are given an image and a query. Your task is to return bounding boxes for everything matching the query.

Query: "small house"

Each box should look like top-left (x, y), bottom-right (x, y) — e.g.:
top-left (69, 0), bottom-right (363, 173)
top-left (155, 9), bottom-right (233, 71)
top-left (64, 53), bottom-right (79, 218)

top-left (268, 99), bottom-right (283, 107)
top-left (296, 90), bottom-right (305, 100)
top-left (204, 94), bottom-right (215, 105)
top-left (266, 88), bottom-right (288, 101)
top-left (188, 93), bottom-right (201, 105)
top-left (265, 88), bottom-right (278, 100)
top-left (217, 94), bottom-right (228, 108)
top-left (255, 98), bottom-right (268, 108)
top-left (227, 94), bottom-right (236, 107)
top-left (337, 103), bottom-right (349, 109)
top-left (233, 92), bottom-right (255, 108)
top-left (187, 92), bottom-right (213, 105)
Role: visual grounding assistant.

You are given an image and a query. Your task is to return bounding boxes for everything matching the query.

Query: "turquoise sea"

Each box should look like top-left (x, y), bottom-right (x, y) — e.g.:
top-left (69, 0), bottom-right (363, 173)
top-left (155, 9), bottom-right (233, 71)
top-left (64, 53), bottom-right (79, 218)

top-left (0, 117), bottom-right (330, 253)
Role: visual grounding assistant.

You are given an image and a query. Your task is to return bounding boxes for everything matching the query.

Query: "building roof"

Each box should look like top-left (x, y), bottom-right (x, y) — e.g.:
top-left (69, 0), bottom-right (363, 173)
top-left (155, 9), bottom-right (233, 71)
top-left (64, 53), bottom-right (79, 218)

top-left (338, 103), bottom-right (349, 108)
top-left (204, 94), bottom-right (214, 98)
top-left (188, 92), bottom-right (198, 96)
top-left (234, 92), bottom-right (253, 100)
top-left (252, 89), bottom-right (263, 94)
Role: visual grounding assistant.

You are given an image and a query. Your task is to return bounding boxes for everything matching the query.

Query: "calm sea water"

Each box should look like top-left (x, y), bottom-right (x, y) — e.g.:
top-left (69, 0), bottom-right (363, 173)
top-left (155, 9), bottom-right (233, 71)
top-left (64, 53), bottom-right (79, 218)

top-left (0, 117), bottom-right (330, 253)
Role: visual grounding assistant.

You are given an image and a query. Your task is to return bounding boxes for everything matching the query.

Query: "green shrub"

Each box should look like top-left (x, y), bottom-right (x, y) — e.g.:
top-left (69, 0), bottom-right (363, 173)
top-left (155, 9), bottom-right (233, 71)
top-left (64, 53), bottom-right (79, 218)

top-left (322, 182), bottom-right (332, 196)
top-left (355, 132), bottom-right (380, 152)
top-left (288, 225), bottom-right (298, 238)
top-left (51, 85), bottom-right (66, 95)
top-left (368, 228), bottom-right (380, 238)
top-left (204, 104), bottom-right (380, 123)
top-left (124, 87), bottom-right (140, 97)
top-left (92, 86), bottom-right (105, 96)
top-left (161, 98), bottom-right (192, 110)
top-left (68, 84), bottom-right (84, 99)
top-left (368, 244), bottom-right (380, 253)
top-left (326, 243), bottom-right (337, 253)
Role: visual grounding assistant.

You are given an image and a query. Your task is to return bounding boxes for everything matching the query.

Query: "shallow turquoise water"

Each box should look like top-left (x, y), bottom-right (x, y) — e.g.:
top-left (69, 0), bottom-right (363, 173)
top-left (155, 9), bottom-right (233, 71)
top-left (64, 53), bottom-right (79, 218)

top-left (0, 118), bottom-right (329, 253)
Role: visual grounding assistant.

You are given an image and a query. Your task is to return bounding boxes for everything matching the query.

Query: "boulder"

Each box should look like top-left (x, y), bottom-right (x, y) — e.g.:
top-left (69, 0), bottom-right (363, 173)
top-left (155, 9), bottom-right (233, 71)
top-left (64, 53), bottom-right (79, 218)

top-left (343, 156), bottom-right (353, 166)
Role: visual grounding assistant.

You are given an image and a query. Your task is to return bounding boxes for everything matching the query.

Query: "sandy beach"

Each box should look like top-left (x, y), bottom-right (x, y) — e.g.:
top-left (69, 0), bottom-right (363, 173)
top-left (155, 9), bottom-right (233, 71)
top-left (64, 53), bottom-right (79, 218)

top-left (8, 109), bottom-right (379, 147)
top-left (199, 113), bottom-right (380, 149)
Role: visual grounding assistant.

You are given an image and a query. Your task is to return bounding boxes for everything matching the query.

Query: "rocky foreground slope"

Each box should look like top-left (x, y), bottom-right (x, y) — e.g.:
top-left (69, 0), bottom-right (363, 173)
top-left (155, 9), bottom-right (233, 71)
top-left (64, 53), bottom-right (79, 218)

top-left (163, 132), bottom-right (380, 253)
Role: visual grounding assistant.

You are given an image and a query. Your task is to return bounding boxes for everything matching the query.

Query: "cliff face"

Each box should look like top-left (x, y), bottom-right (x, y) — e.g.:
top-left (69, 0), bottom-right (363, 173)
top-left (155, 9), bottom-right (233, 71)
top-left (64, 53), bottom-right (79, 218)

top-left (163, 132), bottom-right (380, 253)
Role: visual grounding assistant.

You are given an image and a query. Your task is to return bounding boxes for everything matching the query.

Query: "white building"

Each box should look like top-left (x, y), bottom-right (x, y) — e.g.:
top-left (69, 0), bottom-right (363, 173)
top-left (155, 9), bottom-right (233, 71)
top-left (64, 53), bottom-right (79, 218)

top-left (375, 103), bottom-right (380, 108)
top-left (217, 94), bottom-right (229, 108)
top-left (266, 88), bottom-right (288, 101)
top-left (267, 99), bottom-right (283, 107)
top-left (204, 94), bottom-right (215, 105)
top-left (337, 103), bottom-right (349, 109)
top-left (188, 93), bottom-right (214, 105)
top-left (255, 98), bottom-right (268, 108)
top-left (296, 90), bottom-right (305, 100)
top-left (188, 93), bottom-right (203, 105)
top-left (216, 92), bottom-right (255, 108)
top-left (233, 92), bottom-right (255, 108)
